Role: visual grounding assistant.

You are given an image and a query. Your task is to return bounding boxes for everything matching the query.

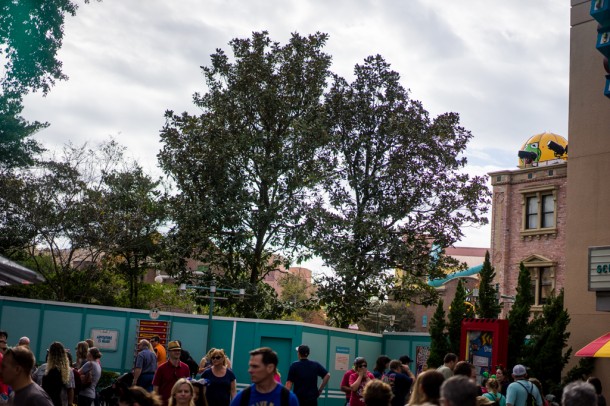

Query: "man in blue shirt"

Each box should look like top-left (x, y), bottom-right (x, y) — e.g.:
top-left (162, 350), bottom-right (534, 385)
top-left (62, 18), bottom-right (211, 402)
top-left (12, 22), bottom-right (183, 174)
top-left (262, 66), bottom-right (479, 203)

top-left (285, 344), bottom-right (330, 406)
top-left (230, 347), bottom-right (299, 406)
top-left (506, 364), bottom-right (543, 406)
top-left (132, 339), bottom-right (157, 391)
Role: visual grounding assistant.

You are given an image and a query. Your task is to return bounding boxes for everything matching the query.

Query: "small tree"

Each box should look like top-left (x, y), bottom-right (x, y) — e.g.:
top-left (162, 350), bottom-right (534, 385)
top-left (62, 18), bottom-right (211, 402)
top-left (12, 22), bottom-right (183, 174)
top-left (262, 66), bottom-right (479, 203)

top-left (476, 251), bottom-right (501, 318)
top-left (447, 279), bottom-right (470, 355)
top-left (522, 289), bottom-right (571, 394)
top-left (428, 298), bottom-right (449, 368)
top-left (507, 262), bottom-right (534, 368)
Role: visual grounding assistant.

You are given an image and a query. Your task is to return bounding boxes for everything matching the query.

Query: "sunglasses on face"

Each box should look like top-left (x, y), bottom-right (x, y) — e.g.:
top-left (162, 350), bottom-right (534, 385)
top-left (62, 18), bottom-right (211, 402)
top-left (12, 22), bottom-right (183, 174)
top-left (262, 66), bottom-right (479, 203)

top-left (358, 364), bottom-right (367, 368)
top-left (211, 356), bottom-right (222, 360)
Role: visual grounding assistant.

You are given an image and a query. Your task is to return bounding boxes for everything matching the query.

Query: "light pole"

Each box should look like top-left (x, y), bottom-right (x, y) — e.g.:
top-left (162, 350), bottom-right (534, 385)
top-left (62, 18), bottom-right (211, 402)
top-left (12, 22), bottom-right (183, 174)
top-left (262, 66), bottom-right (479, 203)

top-left (179, 281), bottom-right (245, 353)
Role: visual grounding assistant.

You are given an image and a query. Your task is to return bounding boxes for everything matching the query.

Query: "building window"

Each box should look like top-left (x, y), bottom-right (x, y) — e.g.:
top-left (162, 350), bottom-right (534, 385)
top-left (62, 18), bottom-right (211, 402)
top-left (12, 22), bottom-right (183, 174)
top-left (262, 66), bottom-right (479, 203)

top-left (520, 186), bottom-right (558, 237)
top-left (529, 267), bottom-right (554, 306)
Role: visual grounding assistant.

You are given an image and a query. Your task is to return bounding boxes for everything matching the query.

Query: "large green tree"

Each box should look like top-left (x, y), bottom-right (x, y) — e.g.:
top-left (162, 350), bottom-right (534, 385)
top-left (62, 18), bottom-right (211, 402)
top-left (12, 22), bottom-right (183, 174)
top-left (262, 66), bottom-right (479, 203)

top-left (522, 289), bottom-right (571, 394)
top-left (0, 140), bottom-right (166, 306)
top-left (308, 55), bottom-right (490, 327)
top-left (0, 1), bottom-right (96, 170)
top-left (428, 298), bottom-right (449, 368)
top-left (92, 164), bottom-right (168, 308)
top-left (507, 262), bottom-right (534, 368)
top-left (158, 32), bottom-right (332, 317)
top-left (476, 251), bottom-right (501, 318)
top-left (447, 279), bottom-right (471, 355)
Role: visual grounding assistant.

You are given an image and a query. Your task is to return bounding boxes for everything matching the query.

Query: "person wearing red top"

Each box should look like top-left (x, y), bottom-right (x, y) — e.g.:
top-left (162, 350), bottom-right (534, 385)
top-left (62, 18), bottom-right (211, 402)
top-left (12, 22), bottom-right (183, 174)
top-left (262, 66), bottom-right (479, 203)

top-left (152, 341), bottom-right (190, 406)
top-left (341, 357), bottom-right (364, 406)
top-left (348, 358), bottom-right (374, 406)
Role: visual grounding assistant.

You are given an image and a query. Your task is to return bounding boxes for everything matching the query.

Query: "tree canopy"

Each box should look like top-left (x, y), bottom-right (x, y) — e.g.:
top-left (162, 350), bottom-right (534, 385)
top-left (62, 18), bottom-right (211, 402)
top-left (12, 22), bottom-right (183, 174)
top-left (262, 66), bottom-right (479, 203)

top-left (158, 31), bottom-right (333, 317)
top-left (476, 251), bottom-right (501, 318)
top-left (0, 0), bottom-right (93, 170)
top-left (309, 55), bottom-right (490, 327)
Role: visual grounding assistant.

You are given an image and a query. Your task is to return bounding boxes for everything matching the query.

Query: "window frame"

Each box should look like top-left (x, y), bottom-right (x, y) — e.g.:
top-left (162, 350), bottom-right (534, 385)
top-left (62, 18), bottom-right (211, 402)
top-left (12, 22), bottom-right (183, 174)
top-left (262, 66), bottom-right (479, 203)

top-left (522, 258), bottom-right (556, 311)
top-left (520, 185), bottom-right (558, 237)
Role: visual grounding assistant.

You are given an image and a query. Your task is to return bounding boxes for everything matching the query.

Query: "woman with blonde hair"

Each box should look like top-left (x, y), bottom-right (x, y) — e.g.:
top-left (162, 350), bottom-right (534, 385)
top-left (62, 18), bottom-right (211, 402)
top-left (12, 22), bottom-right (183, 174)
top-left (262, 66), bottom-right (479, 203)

top-left (407, 370), bottom-right (444, 406)
top-left (201, 348), bottom-right (236, 406)
top-left (75, 341), bottom-right (89, 368)
top-left (482, 378), bottom-right (506, 406)
top-left (42, 341), bottom-right (75, 406)
top-left (169, 378), bottom-right (195, 406)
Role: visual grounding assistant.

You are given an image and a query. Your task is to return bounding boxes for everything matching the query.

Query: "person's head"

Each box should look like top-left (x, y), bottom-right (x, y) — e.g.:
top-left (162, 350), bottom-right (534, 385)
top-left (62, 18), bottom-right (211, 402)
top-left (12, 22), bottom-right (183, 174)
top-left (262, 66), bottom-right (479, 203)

top-left (355, 357), bottom-right (369, 373)
top-left (374, 355), bottom-right (391, 373)
top-left (485, 377), bottom-right (500, 394)
top-left (139, 339), bottom-right (153, 352)
top-left (88, 347), bottom-right (102, 361)
top-left (119, 385), bottom-right (162, 406)
top-left (588, 377), bottom-right (603, 395)
top-left (47, 341), bottom-right (70, 382)
top-left (169, 378), bottom-right (194, 406)
top-left (440, 375), bottom-right (478, 406)
top-left (296, 344), bottom-right (310, 359)
top-left (0, 330), bottom-right (7, 349)
top-left (353, 357), bottom-right (366, 371)
top-left (76, 341), bottom-right (89, 359)
top-left (409, 369), bottom-right (444, 405)
top-left (208, 348), bottom-right (227, 367)
top-left (167, 341), bottom-right (182, 361)
top-left (453, 361), bottom-right (476, 381)
top-left (363, 379), bottom-right (393, 406)
top-left (248, 347), bottom-right (279, 385)
top-left (1, 346), bottom-right (35, 387)
top-left (495, 367), bottom-right (507, 381)
top-left (562, 381), bottom-right (597, 406)
top-left (512, 364), bottom-right (527, 380)
top-left (190, 380), bottom-right (206, 406)
top-left (17, 336), bottom-right (30, 347)
top-left (150, 336), bottom-right (161, 346)
top-left (399, 355), bottom-right (413, 365)
top-left (444, 353), bottom-right (458, 369)
top-left (85, 338), bottom-right (94, 348)
top-left (389, 360), bottom-right (402, 372)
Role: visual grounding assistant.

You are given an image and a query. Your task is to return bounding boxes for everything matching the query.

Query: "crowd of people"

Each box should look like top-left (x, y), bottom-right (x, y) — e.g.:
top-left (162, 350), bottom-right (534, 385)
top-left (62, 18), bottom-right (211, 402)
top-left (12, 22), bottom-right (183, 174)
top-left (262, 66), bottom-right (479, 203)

top-left (0, 330), bottom-right (606, 406)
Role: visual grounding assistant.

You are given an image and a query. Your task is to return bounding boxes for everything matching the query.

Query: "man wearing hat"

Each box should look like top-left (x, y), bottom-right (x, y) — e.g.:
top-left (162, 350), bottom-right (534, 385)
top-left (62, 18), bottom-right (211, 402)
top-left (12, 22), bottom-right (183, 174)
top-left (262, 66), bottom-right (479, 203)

top-left (152, 340), bottom-right (190, 406)
top-left (506, 364), bottom-right (543, 406)
top-left (285, 344), bottom-right (330, 406)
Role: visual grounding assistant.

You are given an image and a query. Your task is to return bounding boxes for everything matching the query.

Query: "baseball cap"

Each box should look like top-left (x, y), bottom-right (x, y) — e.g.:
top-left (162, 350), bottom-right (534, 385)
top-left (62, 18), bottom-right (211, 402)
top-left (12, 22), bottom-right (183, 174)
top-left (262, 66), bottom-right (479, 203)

top-left (296, 345), bottom-right (310, 356)
top-left (512, 364), bottom-right (527, 376)
top-left (167, 341), bottom-right (181, 351)
top-left (399, 355), bottom-right (413, 364)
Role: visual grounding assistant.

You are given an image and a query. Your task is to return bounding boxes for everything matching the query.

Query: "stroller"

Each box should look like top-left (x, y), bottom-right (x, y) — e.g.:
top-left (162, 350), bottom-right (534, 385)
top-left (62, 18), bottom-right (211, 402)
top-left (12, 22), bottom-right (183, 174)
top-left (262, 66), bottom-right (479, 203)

top-left (97, 372), bottom-right (133, 406)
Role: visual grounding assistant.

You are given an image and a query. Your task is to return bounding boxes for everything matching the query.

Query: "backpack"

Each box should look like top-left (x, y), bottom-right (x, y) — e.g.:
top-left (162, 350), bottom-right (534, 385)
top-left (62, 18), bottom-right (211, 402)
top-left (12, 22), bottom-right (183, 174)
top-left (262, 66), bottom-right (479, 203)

top-left (517, 381), bottom-right (537, 406)
top-left (482, 392), bottom-right (501, 406)
top-left (239, 384), bottom-right (290, 406)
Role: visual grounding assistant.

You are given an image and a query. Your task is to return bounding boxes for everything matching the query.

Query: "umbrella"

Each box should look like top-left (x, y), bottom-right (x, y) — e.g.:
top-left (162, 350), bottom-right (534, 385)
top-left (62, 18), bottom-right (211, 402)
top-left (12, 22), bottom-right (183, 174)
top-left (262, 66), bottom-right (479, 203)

top-left (575, 332), bottom-right (610, 357)
top-left (0, 255), bottom-right (45, 286)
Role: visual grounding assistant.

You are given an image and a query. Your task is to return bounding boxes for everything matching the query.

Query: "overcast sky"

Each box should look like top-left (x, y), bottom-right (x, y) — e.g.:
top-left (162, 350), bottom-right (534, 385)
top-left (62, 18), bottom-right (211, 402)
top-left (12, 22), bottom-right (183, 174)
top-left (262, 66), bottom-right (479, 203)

top-left (21, 1), bottom-right (570, 269)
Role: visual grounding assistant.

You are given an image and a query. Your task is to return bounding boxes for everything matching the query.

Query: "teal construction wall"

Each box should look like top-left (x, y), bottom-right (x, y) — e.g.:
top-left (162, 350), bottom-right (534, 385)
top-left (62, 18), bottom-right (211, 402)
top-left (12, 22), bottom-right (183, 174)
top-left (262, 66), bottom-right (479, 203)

top-left (0, 296), bottom-right (430, 406)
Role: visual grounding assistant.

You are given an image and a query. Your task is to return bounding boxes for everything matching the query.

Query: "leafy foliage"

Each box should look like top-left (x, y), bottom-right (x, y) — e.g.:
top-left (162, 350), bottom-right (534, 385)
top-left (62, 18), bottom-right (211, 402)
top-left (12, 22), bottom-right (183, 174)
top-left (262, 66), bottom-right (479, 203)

top-left (358, 301), bottom-right (415, 333)
top-left (476, 251), bottom-right (501, 318)
top-left (158, 31), bottom-right (332, 318)
top-left (447, 279), bottom-right (470, 355)
top-left (521, 290), bottom-right (571, 394)
top-left (0, 0), bottom-right (97, 170)
top-left (309, 55), bottom-right (490, 328)
top-left (0, 140), bottom-right (167, 306)
top-left (507, 262), bottom-right (534, 368)
top-left (428, 298), bottom-right (449, 368)
top-left (278, 272), bottom-right (322, 323)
